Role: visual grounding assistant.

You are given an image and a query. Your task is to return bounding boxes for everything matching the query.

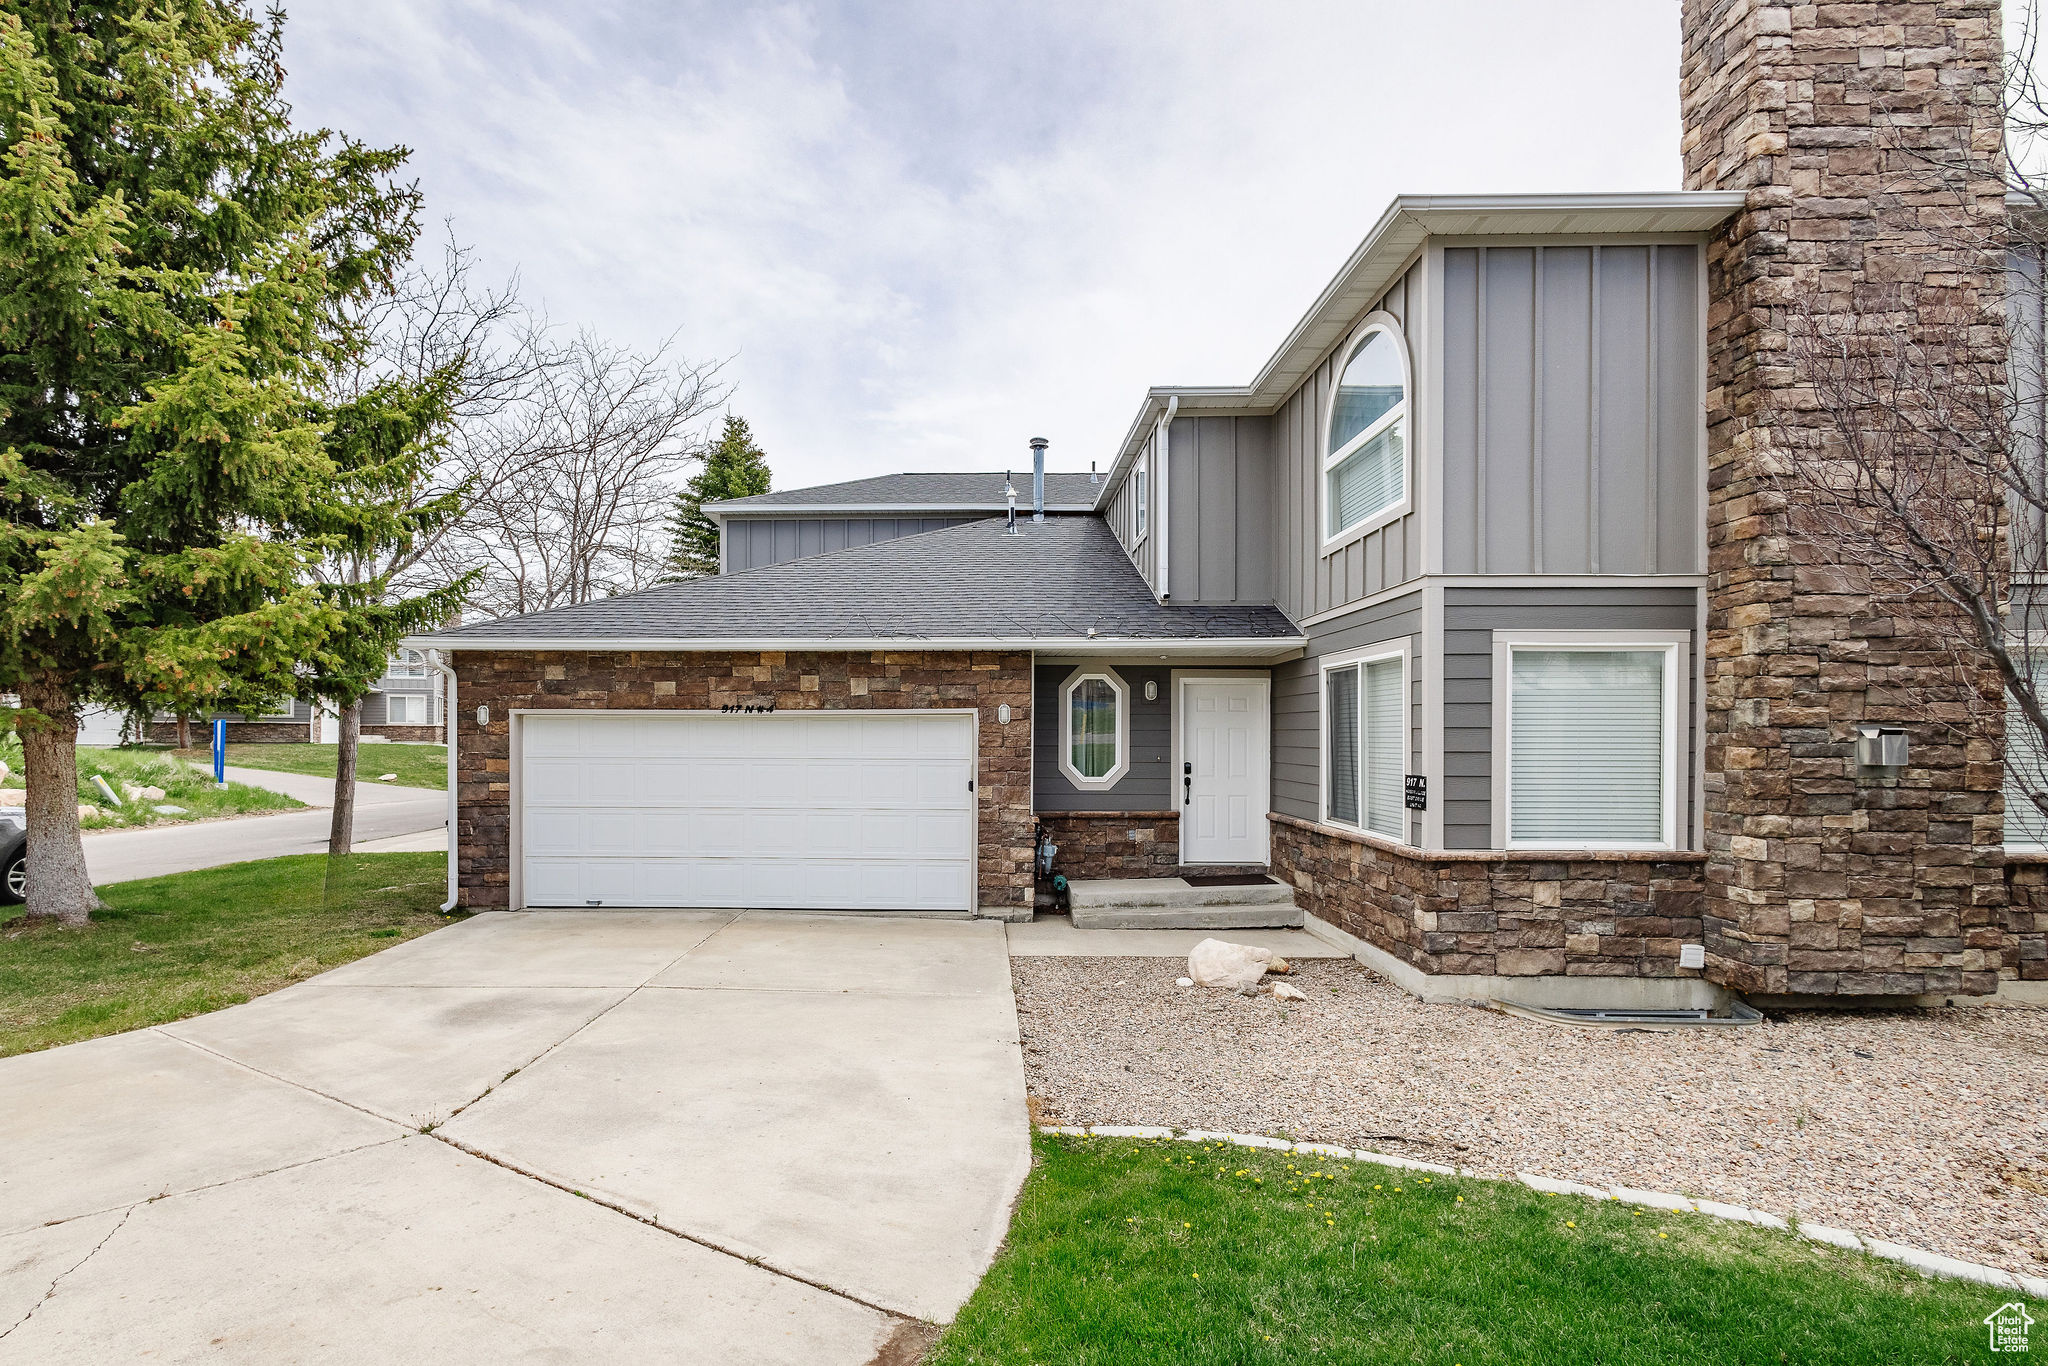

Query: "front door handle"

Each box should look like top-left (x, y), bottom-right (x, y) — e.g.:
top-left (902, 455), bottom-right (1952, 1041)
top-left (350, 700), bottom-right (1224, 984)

top-left (1183, 760), bottom-right (1192, 807)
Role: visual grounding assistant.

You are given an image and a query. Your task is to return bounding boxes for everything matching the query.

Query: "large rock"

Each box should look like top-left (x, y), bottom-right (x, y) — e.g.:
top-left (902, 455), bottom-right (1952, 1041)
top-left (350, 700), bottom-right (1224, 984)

top-left (1188, 938), bottom-right (1277, 993)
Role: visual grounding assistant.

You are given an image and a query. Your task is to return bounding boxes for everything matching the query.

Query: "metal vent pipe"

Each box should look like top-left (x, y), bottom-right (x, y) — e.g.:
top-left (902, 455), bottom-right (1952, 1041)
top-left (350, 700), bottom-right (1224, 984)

top-left (1029, 437), bottom-right (1048, 522)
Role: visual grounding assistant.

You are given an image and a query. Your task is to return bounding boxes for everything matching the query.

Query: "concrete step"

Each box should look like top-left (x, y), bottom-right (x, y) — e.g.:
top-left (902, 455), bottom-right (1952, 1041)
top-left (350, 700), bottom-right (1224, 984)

top-left (1066, 877), bottom-right (1304, 930)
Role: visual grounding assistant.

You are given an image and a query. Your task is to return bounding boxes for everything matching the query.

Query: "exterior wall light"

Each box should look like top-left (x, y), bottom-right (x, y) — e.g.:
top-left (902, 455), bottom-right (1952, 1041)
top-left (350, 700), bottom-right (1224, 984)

top-left (1853, 724), bottom-right (1907, 779)
top-left (1144, 680), bottom-right (1158, 702)
top-left (996, 704), bottom-right (1011, 725)
top-left (476, 705), bottom-right (490, 727)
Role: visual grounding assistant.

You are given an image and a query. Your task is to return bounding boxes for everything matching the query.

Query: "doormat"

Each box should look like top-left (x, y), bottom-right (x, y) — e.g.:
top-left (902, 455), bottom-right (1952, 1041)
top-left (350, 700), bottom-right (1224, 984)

top-left (1181, 873), bottom-right (1275, 888)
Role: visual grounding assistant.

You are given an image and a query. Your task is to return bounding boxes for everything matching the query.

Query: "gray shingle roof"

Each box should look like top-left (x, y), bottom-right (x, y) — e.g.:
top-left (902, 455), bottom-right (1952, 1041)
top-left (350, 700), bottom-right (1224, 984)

top-left (710, 470), bottom-right (1104, 512)
top-left (421, 517), bottom-right (1299, 646)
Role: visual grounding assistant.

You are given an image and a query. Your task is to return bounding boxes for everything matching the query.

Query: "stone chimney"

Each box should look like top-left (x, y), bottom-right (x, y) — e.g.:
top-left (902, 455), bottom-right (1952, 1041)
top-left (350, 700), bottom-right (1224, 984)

top-left (1682, 0), bottom-right (2009, 997)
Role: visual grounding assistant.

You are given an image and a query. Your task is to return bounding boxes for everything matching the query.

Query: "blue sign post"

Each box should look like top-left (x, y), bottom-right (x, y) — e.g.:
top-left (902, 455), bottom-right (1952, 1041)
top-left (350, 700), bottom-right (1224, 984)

top-left (212, 718), bottom-right (227, 787)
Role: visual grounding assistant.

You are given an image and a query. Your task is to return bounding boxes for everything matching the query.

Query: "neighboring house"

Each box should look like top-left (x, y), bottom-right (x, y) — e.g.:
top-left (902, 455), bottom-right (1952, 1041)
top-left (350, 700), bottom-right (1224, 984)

top-left (142, 649), bottom-right (447, 745)
top-left (706, 470), bottom-right (1105, 572)
top-left (408, 0), bottom-right (2044, 1008)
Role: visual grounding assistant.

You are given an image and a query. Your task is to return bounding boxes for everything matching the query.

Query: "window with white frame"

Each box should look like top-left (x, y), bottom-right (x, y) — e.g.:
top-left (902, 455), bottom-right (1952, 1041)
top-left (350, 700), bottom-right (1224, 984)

top-left (386, 693), bottom-right (428, 725)
top-left (1132, 455), bottom-right (1149, 542)
top-left (1323, 645), bottom-right (1406, 840)
top-left (1059, 668), bottom-right (1129, 787)
top-left (2006, 653), bottom-right (2048, 849)
top-left (389, 648), bottom-right (428, 678)
top-left (1324, 325), bottom-right (1407, 545)
top-left (1499, 635), bottom-right (1685, 850)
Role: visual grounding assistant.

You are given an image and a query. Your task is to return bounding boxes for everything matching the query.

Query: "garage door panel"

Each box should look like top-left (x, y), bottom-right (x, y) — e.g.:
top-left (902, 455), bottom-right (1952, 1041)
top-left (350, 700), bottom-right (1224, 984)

top-left (687, 811), bottom-right (748, 855)
top-left (802, 761), bottom-right (860, 803)
top-left (750, 717), bottom-right (809, 755)
top-left (859, 763), bottom-right (918, 804)
top-left (746, 761), bottom-right (807, 804)
top-left (914, 762), bottom-right (967, 803)
top-left (521, 711), bottom-right (975, 911)
top-left (802, 811), bottom-right (862, 855)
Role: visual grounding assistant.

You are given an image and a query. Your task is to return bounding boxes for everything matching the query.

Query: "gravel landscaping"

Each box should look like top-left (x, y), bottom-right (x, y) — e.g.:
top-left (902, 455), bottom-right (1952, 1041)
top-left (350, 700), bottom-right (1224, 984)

top-left (1013, 953), bottom-right (2048, 1279)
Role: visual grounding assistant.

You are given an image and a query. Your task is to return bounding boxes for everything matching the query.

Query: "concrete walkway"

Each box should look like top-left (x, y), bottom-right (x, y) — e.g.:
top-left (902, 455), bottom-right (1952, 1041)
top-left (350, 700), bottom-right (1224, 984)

top-left (0, 910), bottom-right (1029, 1361)
top-left (83, 765), bottom-right (447, 886)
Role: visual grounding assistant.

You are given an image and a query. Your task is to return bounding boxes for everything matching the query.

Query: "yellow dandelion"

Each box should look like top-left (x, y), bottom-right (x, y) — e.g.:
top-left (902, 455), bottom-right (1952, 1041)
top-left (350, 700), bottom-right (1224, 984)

top-left (1659, 1232), bottom-right (1669, 1239)
top-left (1566, 1221), bottom-right (1576, 1228)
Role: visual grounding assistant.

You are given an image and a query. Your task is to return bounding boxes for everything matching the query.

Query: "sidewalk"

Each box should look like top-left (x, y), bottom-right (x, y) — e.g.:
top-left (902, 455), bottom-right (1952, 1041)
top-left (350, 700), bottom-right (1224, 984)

top-left (84, 767), bottom-right (447, 885)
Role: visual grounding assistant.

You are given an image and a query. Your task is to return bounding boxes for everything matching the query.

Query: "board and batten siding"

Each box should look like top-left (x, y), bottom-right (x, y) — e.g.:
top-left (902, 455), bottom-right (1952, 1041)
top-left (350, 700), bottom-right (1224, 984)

top-left (1271, 589), bottom-right (1424, 843)
top-left (1441, 585), bottom-right (1700, 851)
top-left (1165, 416), bottom-right (1273, 605)
top-left (1032, 663), bottom-right (1172, 812)
top-left (1439, 243), bottom-right (1704, 577)
top-left (723, 516), bottom-right (982, 573)
top-left (1268, 262), bottom-right (1423, 623)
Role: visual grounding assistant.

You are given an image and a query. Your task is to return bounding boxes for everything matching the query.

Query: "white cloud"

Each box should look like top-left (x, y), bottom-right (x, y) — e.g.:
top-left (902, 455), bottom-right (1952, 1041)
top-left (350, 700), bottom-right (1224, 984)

top-left (283, 0), bottom-right (1680, 489)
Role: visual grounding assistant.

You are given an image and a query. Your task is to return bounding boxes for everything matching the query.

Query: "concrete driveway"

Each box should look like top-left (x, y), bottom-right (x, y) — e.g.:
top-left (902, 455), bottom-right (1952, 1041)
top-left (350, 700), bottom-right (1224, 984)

top-left (0, 910), bottom-right (1030, 1361)
top-left (83, 765), bottom-right (448, 885)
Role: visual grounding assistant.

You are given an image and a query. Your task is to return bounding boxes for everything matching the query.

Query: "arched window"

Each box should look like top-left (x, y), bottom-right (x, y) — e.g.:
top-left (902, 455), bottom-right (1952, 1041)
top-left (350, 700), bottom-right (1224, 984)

top-left (1324, 325), bottom-right (1407, 544)
top-left (390, 648), bottom-right (428, 678)
top-left (1059, 668), bottom-right (1129, 788)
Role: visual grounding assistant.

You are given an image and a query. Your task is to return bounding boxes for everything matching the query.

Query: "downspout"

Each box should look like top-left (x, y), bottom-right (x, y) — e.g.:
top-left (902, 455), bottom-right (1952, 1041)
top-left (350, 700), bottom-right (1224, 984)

top-left (1156, 395), bottom-right (1178, 600)
top-left (428, 649), bottom-right (459, 913)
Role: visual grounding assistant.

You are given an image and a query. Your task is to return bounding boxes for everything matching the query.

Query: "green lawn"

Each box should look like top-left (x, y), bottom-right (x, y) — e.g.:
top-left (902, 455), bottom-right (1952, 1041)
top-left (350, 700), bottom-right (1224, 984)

top-left (931, 1134), bottom-right (2030, 1365)
top-left (0, 852), bottom-right (458, 1056)
top-left (174, 741), bottom-right (448, 790)
top-left (0, 735), bottom-right (301, 829)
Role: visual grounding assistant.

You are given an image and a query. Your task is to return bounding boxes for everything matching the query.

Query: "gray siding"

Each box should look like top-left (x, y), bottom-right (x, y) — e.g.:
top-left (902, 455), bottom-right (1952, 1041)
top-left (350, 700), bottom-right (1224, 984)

top-left (1272, 590), bottom-right (1425, 841)
top-left (1440, 243), bottom-right (1703, 576)
top-left (1441, 585), bottom-right (1700, 850)
top-left (1106, 433), bottom-right (1159, 591)
top-left (1033, 663), bottom-right (1172, 812)
top-left (1270, 262), bottom-right (1423, 622)
top-left (1166, 416), bottom-right (1273, 604)
top-left (724, 516), bottom-right (980, 572)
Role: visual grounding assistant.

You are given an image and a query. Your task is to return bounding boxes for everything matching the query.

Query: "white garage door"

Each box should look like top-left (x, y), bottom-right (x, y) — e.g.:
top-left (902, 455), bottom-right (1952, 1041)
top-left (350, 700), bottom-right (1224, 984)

top-left (519, 711), bottom-right (976, 911)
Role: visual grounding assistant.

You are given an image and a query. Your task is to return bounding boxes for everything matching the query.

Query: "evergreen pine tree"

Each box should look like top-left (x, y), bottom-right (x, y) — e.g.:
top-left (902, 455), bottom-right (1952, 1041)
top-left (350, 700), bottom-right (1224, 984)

top-left (0, 4), bottom-right (419, 922)
top-left (664, 414), bottom-right (769, 579)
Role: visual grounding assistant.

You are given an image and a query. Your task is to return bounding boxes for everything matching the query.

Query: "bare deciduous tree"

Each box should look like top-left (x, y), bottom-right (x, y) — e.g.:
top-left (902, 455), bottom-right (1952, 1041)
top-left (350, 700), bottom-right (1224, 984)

top-left (309, 229), bottom-right (550, 854)
top-left (423, 334), bottom-right (723, 617)
top-left (1776, 1), bottom-right (2048, 830)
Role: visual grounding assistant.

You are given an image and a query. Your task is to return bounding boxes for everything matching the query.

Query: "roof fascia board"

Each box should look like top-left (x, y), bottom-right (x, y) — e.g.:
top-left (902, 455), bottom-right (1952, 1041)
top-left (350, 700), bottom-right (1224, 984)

top-left (710, 504), bottom-right (1090, 517)
top-left (405, 634), bottom-right (1306, 658)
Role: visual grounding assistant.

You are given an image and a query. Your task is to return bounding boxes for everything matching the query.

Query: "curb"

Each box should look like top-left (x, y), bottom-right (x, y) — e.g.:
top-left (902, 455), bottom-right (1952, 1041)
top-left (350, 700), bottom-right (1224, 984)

top-left (1037, 1124), bottom-right (2048, 1299)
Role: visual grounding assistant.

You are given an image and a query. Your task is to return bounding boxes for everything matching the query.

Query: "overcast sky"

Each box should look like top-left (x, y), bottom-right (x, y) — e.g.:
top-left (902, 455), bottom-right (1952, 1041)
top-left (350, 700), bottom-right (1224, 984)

top-left (282, 1), bottom-right (1682, 490)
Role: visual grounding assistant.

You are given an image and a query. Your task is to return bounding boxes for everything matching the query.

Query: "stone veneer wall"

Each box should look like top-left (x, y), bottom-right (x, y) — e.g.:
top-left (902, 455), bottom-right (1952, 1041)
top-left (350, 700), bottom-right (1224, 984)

top-left (1271, 816), bottom-right (1709, 980)
top-left (361, 724), bottom-right (445, 744)
top-left (1036, 811), bottom-right (1271, 882)
top-left (2001, 856), bottom-right (2048, 983)
top-left (451, 649), bottom-right (1035, 915)
top-left (1682, 0), bottom-right (2008, 996)
top-left (144, 721), bottom-right (308, 745)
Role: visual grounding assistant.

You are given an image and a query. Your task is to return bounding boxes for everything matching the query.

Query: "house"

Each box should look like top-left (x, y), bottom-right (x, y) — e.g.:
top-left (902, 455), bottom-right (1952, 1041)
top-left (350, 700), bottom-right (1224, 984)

top-left (407, 0), bottom-right (2044, 1007)
top-left (142, 649), bottom-right (448, 745)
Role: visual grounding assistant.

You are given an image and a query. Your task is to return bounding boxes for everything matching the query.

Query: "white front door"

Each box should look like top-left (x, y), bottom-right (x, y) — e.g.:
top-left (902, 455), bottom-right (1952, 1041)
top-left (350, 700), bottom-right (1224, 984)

top-left (1180, 679), bottom-right (1270, 865)
top-left (518, 710), bottom-right (977, 911)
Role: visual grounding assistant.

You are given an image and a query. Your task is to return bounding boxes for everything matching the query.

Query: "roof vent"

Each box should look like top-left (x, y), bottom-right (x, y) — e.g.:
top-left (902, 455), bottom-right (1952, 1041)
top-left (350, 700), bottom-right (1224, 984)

top-left (1004, 471), bottom-right (1019, 534)
top-left (1089, 460), bottom-right (1099, 485)
top-left (1029, 437), bottom-right (1048, 523)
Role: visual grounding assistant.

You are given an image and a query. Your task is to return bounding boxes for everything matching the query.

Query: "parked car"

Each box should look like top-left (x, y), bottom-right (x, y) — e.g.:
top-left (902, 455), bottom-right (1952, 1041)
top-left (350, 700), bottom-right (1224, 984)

top-left (0, 809), bottom-right (23, 904)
